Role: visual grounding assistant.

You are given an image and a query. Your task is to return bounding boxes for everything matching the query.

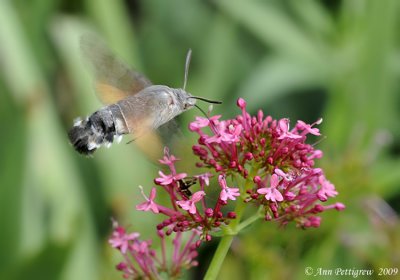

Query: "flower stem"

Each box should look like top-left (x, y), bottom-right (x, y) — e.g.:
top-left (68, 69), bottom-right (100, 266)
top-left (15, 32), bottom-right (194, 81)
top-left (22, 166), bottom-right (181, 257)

top-left (236, 206), bottom-right (263, 232)
top-left (203, 234), bottom-right (234, 280)
top-left (204, 171), bottom-right (258, 280)
top-left (204, 200), bottom-right (246, 280)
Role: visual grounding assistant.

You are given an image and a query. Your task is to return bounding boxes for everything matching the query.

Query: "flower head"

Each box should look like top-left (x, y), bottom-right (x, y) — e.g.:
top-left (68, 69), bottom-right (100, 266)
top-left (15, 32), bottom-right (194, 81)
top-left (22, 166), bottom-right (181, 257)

top-left (189, 98), bottom-right (343, 228)
top-left (110, 98), bottom-right (343, 279)
top-left (110, 222), bottom-right (199, 279)
top-left (109, 221), bottom-right (139, 254)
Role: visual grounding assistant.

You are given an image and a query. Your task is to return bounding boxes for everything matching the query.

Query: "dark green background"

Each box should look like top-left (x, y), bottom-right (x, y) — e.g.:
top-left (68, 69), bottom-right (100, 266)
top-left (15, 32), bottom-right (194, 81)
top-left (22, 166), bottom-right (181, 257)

top-left (1, 0), bottom-right (399, 279)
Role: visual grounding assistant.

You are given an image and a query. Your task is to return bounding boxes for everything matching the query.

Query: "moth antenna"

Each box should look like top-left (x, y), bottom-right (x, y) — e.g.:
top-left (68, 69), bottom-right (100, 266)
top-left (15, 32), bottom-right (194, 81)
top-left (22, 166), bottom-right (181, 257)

top-left (183, 49), bottom-right (192, 90)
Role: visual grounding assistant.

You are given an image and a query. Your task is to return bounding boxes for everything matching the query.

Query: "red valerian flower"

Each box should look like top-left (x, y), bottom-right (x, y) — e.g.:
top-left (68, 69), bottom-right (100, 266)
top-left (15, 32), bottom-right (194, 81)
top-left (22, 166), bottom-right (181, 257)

top-left (136, 186), bottom-right (159, 213)
top-left (155, 170), bottom-right (187, 185)
top-left (109, 221), bottom-right (199, 279)
top-left (110, 98), bottom-right (344, 278)
top-left (176, 191), bottom-right (205, 214)
top-left (109, 220), bottom-right (140, 254)
top-left (190, 97), bottom-right (344, 228)
top-left (218, 175), bottom-right (240, 202)
top-left (257, 174), bottom-right (284, 202)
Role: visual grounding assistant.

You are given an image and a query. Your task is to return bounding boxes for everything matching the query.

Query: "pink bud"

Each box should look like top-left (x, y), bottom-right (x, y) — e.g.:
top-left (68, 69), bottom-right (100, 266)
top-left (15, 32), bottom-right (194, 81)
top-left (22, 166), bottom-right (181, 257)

top-left (264, 214), bottom-right (272, 221)
top-left (335, 203), bottom-right (346, 211)
top-left (205, 208), bottom-right (214, 217)
top-left (116, 262), bottom-right (128, 271)
top-left (196, 240), bottom-right (202, 248)
top-left (257, 110), bottom-right (264, 122)
top-left (227, 212), bottom-right (236, 219)
top-left (314, 204), bottom-right (324, 213)
top-left (245, 152), bottom-right (253, 160)
top-left (237, 98), bottom-right (246, 109)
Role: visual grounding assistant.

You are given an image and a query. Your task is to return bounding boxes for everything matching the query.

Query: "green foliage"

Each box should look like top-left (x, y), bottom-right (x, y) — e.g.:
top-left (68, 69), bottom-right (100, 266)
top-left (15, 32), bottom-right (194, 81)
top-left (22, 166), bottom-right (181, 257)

top-left (0, 0), bottom-right (399, 279)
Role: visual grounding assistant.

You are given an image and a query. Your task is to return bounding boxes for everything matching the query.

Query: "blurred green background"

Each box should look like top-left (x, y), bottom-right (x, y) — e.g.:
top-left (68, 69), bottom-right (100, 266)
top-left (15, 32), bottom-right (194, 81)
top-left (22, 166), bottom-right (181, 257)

top-left (1, 0), bottom-right (400, 279)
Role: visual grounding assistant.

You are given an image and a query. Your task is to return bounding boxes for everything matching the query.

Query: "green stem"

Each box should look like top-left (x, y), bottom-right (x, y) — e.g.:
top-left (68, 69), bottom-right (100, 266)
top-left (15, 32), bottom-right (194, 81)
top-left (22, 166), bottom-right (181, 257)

top-left (236, 206), bottom-right (263, 232)
top-left (204, 170), bottom-right (259, 280)
top-left (203, 235), bottom-right (234, 280)
top-left (204, 200), bottom-right (246, 280)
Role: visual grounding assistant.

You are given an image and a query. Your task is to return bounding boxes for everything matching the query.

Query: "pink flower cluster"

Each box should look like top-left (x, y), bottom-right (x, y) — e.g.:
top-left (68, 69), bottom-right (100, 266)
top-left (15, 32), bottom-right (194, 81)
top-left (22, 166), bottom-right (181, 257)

top-left (109, 150), bottom-right (240, 279)
top-left (109, 220), bottom-right (199, 279)
top-left (189, 98), bottom-right (344, 228)
top-left (109, 98), bottom-right (344, 278)
top-left (138, 149), bottom-right (239, 241)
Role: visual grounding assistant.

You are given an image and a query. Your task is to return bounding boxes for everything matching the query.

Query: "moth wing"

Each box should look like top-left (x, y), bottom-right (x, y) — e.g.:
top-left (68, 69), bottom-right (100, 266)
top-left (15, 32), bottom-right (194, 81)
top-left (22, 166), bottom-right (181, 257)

top-left (80, 34), bottom-right (152, 105)
top-left (134, 119), bottom-right (183, 162)
top-left (116, 89), bottom-right (183, 161)
top-left (157, 119), bottom-right (183, 150)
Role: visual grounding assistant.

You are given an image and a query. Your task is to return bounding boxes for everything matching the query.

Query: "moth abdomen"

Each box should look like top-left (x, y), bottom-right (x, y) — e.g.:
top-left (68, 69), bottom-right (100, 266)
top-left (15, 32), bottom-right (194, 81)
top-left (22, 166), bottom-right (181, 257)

top-left (68, 108), bottom-right (122, 155)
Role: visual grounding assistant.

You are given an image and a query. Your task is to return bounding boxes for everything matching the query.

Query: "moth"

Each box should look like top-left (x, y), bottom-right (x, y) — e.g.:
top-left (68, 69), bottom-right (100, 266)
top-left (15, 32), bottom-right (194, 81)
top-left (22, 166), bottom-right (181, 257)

top-left (68, 35), bottom-right (220, 155)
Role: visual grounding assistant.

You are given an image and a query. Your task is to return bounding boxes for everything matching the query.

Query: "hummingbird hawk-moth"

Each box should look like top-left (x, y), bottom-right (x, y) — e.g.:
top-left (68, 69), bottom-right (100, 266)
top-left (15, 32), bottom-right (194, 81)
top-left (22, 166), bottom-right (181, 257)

top-left (68, 35), bottom-right (220, 155)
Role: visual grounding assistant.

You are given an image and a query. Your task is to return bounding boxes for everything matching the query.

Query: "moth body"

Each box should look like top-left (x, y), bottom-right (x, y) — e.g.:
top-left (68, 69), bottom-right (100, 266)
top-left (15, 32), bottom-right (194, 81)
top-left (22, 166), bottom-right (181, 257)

top-left (68, 85), bottom-right (196, 155)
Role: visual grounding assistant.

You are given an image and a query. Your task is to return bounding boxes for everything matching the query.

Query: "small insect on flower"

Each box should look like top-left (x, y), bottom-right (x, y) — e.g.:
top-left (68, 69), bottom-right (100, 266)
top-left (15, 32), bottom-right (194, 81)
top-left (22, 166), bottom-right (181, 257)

top-left (177, 177), bottom-right (198, 197)
top-left (68, 34), bottom-right (221, 155)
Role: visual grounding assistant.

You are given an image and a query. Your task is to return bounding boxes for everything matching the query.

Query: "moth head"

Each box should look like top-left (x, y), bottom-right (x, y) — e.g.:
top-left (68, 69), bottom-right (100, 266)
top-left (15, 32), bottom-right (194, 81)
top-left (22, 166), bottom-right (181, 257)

top-left (171, 88), bottom-right (196, 111)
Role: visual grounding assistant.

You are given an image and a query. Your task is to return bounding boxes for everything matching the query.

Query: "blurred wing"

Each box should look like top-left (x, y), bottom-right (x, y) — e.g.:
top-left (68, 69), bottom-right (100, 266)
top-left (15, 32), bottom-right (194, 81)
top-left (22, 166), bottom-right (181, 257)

top-left (134, 120), bottom-right (183, 162)
top-left (157, 119), bottom-right (183, 147)
top-left (80, 34), bottom-right (152, 104)
top-left (115, 89), bottom-right (183, 162)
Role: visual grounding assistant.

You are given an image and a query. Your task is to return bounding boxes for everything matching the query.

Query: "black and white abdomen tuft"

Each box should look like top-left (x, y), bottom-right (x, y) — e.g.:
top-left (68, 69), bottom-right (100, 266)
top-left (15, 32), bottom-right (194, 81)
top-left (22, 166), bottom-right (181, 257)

top-left (68, 106), bottom-right (126, 155)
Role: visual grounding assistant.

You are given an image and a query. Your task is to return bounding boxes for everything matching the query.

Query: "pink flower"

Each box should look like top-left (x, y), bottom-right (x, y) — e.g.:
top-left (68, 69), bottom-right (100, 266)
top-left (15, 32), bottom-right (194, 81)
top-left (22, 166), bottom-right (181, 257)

top-left (109, 224), bottom-right (140, 254)
top-left (277, 119), bottom-right (302, 140)
top-left (176, 191), bottom-right (205, 214)
top-left (189, 97), bottom-right (343, 227)
top-left (218, 175), bottom-right (240, 202)
top-left (109, 97), bottom-right (344, 278)
top-left (136, 187), bottom-right (159, 213)
top-left (155, 171), bottom-right (187, 185)
top-left (196, 172), bottom-right (213, 186)
top-left (296, 120), bottom-right (321, 136)
top-left (317, 176), bottom-right (338, 201)
top-left (220, 187), bottom-right (240, 201)
top-left (189, 117), bottom-right (209, 131)
top-left (189, 115), bottom-right (221, 131)
top-left (131, 239), bottom-right (151, 253)
top-left (159, 149), bottom-right (179, 165)
top-left (257, 174), bottom-right (284, 202)
top-left (110, 218), bottom-right (200, 279)
top-left (274, 168), bottom-right (292, 181)
top-left (205, 121), bottom-right (242, 144)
